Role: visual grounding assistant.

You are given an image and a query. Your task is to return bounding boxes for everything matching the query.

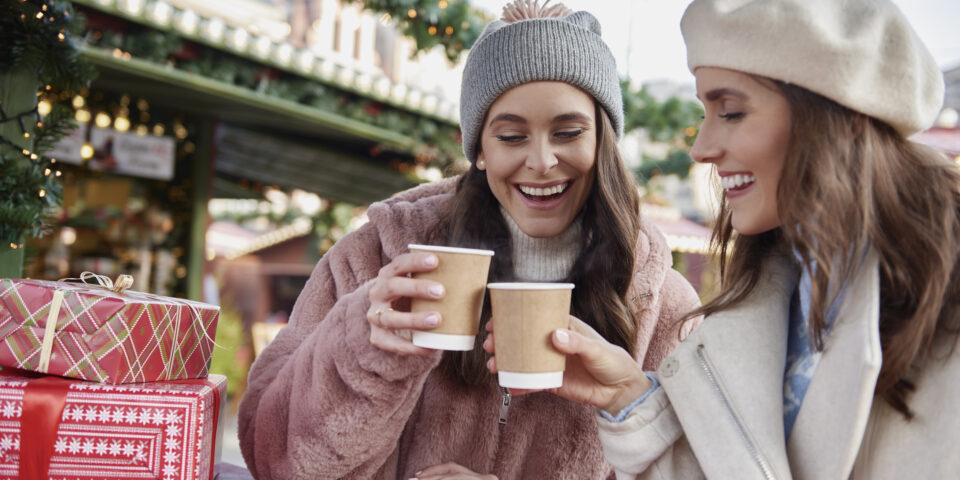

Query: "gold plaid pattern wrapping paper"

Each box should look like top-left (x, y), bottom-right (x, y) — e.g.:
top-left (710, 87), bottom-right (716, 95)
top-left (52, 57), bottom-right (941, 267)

top-left (0, 279), bottom-right (219, 384)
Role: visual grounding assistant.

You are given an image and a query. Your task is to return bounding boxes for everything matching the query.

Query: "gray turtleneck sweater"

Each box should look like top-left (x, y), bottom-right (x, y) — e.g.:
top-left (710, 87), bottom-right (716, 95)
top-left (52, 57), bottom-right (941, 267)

top-left (500, 206), bottom-right (582, 282)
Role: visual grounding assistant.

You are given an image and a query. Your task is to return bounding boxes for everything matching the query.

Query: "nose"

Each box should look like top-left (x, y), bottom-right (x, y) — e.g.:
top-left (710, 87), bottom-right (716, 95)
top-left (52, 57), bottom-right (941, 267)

top-left (525, 137), bottom-right (559, 175)
top-left (689, 124), bottom-right (721, 164)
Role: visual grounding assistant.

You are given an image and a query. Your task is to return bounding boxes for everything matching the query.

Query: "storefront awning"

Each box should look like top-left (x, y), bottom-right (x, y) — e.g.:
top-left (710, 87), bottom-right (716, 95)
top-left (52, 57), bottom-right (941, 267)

top-left (82, 47), bottom-right (416, 151)
top-left (83, 48), bottom-right (421, 202)
top-left (215, 124), bottom-right (417, 204)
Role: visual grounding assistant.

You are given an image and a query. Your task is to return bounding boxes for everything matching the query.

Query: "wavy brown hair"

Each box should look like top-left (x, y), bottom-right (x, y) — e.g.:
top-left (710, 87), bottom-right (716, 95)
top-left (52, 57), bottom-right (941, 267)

top-left (691, 81), bottom-right (960, 417)
top-left (438, 103), bottom-right (642, 385)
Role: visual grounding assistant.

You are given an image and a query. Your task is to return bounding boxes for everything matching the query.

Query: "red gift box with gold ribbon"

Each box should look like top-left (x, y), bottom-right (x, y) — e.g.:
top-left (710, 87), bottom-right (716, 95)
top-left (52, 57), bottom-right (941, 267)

top-left (0, 370), bottom-right (226, 480)
top-left (0, 275), bottom-right (219, 384)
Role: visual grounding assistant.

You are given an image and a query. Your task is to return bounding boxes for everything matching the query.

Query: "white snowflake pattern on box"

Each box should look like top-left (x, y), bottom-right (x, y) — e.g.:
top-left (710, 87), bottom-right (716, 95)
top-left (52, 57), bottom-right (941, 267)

top-left (0, 373), bottom-right (225, 480)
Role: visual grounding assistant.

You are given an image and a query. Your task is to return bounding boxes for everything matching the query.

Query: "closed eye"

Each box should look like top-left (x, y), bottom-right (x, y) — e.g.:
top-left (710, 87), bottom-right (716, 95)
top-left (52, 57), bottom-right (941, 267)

top-left (555, 129), bottom-right (585, 139)
top-left (496, 135), bottom-right (526, 143)
top-left (719, 112), bottom-right (745, 121)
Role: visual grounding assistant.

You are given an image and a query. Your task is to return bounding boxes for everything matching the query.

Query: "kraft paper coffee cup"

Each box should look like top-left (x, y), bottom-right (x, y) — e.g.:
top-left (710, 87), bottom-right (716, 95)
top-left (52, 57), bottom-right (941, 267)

top-left (488, 282), bottom-right (574, 389)
top-left (409, 244), bottom-right (494, 351)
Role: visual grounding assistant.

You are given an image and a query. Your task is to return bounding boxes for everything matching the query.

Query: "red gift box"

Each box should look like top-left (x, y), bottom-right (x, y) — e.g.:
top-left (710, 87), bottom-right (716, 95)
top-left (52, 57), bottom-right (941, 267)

top-left (0, 370), bottom-right (226, 479)
top-left (0, 277), bottom-right (219, 384)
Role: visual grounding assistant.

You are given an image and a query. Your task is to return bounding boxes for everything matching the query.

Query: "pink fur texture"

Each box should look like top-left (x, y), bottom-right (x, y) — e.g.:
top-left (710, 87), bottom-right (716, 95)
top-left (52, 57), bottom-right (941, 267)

top-left (237, 178), bottom-right (700, 479)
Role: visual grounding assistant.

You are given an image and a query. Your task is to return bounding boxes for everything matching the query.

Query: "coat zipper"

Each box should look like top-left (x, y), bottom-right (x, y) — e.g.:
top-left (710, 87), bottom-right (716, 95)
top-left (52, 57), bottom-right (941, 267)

top-left (697, 344), bottom-right (777, 480)
top-left (498, 387), bottom-right (511, 425)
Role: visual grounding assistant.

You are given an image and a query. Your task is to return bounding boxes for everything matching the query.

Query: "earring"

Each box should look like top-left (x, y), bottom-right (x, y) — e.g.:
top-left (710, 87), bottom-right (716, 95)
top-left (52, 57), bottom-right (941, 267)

top-left (477, 159), bottom-right (485, 169)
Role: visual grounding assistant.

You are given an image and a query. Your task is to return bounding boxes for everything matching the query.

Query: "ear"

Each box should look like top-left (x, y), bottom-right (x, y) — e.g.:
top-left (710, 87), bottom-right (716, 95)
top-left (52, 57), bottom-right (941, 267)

top-left (476, 150), bottom-right (487, 170)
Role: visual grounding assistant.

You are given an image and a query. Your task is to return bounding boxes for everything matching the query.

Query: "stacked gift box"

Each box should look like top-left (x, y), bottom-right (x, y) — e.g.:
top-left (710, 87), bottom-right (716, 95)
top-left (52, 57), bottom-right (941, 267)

top-left (0, 274), bottom-right (224, 480)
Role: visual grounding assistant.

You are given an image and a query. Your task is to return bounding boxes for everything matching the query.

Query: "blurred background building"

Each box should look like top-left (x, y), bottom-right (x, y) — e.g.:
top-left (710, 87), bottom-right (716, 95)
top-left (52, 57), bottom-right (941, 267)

top-left (20, 3), bottom-right (474, 461)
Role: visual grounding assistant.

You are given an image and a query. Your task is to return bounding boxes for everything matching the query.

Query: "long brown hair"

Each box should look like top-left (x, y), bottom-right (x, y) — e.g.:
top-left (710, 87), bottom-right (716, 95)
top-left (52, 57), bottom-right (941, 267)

top-left (439, 103), bottom-right (642, 385)
top-left (692, 81), bottom-right (960, 417)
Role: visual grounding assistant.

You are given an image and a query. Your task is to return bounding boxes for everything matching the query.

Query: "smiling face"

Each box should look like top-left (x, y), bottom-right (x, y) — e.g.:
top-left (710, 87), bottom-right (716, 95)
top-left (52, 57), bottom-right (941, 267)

top-left (477, 81), bottom-right (597, 238)
top-left (690, 67), bottom-right (792, 235)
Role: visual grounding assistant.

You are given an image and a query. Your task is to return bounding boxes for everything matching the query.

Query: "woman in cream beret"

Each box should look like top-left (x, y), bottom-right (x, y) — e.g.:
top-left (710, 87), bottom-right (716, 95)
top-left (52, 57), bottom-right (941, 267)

top-left (486, 0), bottom-right (960, 478)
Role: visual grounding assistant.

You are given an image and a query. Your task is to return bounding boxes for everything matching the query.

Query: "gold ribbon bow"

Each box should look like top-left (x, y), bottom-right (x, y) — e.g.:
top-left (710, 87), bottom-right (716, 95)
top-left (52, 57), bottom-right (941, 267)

top-left (72, 271), bottom-right (134, 294)
top-left (39, 272), bottom-right (135, 373)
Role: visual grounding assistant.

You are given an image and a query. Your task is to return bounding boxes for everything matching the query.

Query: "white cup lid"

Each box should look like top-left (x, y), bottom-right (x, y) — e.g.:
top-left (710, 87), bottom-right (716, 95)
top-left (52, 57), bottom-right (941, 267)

top-left (408, 244), bottom-right (495, 256)
top-left (487, 282), bottom-right (575, 290)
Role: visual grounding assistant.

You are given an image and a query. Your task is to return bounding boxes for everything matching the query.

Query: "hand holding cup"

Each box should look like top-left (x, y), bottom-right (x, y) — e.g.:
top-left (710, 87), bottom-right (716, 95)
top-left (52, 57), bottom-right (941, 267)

top-left (486, 282), bottom-right (574, 389)
top-left (366, 251), bottom-right (447, 356)
top-left (408, 245), bottom-right (494, 351)
top-left (484, 316), bottom-right (652, 414)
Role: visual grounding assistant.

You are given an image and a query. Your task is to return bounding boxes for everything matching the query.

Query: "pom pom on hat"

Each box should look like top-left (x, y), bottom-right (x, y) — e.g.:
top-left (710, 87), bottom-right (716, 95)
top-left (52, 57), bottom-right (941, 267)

top-left (681, 0), bottom-right (945, 137)
top-left (501, 0), bottom-right (573, 22)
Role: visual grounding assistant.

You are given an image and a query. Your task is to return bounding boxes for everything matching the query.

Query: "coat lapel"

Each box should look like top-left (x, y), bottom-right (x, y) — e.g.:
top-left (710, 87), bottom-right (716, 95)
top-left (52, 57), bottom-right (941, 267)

top-left (787, 250), bottom-right (882, 480)
top-left (661, 254), bottom-right (798, 479)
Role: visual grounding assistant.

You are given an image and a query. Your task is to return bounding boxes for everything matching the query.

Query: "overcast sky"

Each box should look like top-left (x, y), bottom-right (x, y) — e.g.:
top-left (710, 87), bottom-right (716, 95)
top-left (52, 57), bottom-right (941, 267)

top-left (471, 0), bottom-right (960, 85)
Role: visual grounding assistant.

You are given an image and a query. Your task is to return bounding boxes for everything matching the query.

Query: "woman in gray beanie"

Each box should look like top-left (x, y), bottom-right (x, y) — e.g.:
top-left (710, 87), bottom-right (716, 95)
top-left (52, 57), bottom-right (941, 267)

top-left (237, 1), bottom-right (699, 478)
top-left (485, 0), bottom-right (960, 478)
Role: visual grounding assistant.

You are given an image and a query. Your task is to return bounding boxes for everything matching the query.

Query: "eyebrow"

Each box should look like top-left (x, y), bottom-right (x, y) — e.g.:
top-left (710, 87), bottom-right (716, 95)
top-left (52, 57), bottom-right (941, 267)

top-left (488, 113), bottom-right (526, 127)
top-left (702, 88), bottom-right (748, 102)
top-left (552, 112), bottom-right (592, 124)
top-left (487, 112), bottom-right (592, 127)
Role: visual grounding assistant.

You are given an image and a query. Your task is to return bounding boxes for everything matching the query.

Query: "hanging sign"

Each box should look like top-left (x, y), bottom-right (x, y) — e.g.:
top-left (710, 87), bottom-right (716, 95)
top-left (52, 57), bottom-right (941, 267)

top-left (50, 124), bottom-right (177, 181)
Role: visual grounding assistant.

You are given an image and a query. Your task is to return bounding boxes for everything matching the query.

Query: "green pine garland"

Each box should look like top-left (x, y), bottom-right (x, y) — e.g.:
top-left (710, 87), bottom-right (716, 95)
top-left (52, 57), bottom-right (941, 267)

top-left (88, 27), bottom-right (464, 169)
top-left (349, 0), bottom-right (490, 62)
top-left (0, 0), bottom-right (95, 246)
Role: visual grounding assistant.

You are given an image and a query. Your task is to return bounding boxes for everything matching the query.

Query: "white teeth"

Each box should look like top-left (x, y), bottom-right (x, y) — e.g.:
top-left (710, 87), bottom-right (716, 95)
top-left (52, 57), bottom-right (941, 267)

top-left (519, 183), bottom-right (569, 197)
top-left (721, 174), bottom-right (756, 191)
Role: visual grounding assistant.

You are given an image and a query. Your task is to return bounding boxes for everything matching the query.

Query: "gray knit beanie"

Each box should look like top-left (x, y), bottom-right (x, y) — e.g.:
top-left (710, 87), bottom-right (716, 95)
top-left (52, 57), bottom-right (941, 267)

top-left (459, 11), bottom-right (623, 163)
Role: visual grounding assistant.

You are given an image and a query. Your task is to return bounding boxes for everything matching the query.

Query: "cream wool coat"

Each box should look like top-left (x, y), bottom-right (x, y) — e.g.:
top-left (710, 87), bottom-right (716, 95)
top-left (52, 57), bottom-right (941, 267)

top-left (598, 250), bottom-right (960, 479)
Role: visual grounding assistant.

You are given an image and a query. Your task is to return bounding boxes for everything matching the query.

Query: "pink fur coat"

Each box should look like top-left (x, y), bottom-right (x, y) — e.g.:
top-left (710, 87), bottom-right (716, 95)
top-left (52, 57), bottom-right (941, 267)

top-left (237, 178), bottom-right (700, 479)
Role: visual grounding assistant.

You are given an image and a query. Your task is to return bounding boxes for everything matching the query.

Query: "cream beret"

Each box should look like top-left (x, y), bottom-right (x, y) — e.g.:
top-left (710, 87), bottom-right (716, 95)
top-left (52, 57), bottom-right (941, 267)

top-left (681, 0), bottom-right (945, 137)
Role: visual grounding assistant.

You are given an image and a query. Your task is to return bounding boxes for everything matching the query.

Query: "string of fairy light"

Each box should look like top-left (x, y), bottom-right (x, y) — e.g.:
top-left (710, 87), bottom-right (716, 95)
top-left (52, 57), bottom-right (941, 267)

top-left (0, 0), bottom-right (67, 178)
top-left (0, 98), bottom-right (62, 167)
top-left (401, 0), bottom-right (462, 37)
top-left (1, 0), bottom-right (95, 249)
top-left (0, 98), bottom-right (61, 250)
top-left (35, 90), bottom-right (191, 161)
top-left (0, 95), bottom-right (63, 233)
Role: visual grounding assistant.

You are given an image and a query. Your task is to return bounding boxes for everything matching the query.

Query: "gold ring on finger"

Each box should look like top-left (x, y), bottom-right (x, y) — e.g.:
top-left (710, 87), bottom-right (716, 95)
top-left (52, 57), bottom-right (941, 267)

top-left (376, 307), bottom-right (394, 326)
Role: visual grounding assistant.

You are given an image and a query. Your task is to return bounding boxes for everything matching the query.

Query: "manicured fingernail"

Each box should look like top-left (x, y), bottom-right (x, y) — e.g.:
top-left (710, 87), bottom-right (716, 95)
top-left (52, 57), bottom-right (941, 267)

top-left (429, 284), bottom-right (445, 297)
top-left (424, 255), bottom-right (438, 267)
top-left (425, 314), bottom-right (440, 327)
top-left (555, 329), bottom-right (569, 345)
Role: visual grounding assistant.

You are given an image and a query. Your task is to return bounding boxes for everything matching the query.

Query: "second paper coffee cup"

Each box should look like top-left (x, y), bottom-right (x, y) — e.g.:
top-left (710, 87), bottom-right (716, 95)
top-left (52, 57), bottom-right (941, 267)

top-left (408, 244), bottom-right (494, 351)
top-left (488, 282), bottom-right (574, 389)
